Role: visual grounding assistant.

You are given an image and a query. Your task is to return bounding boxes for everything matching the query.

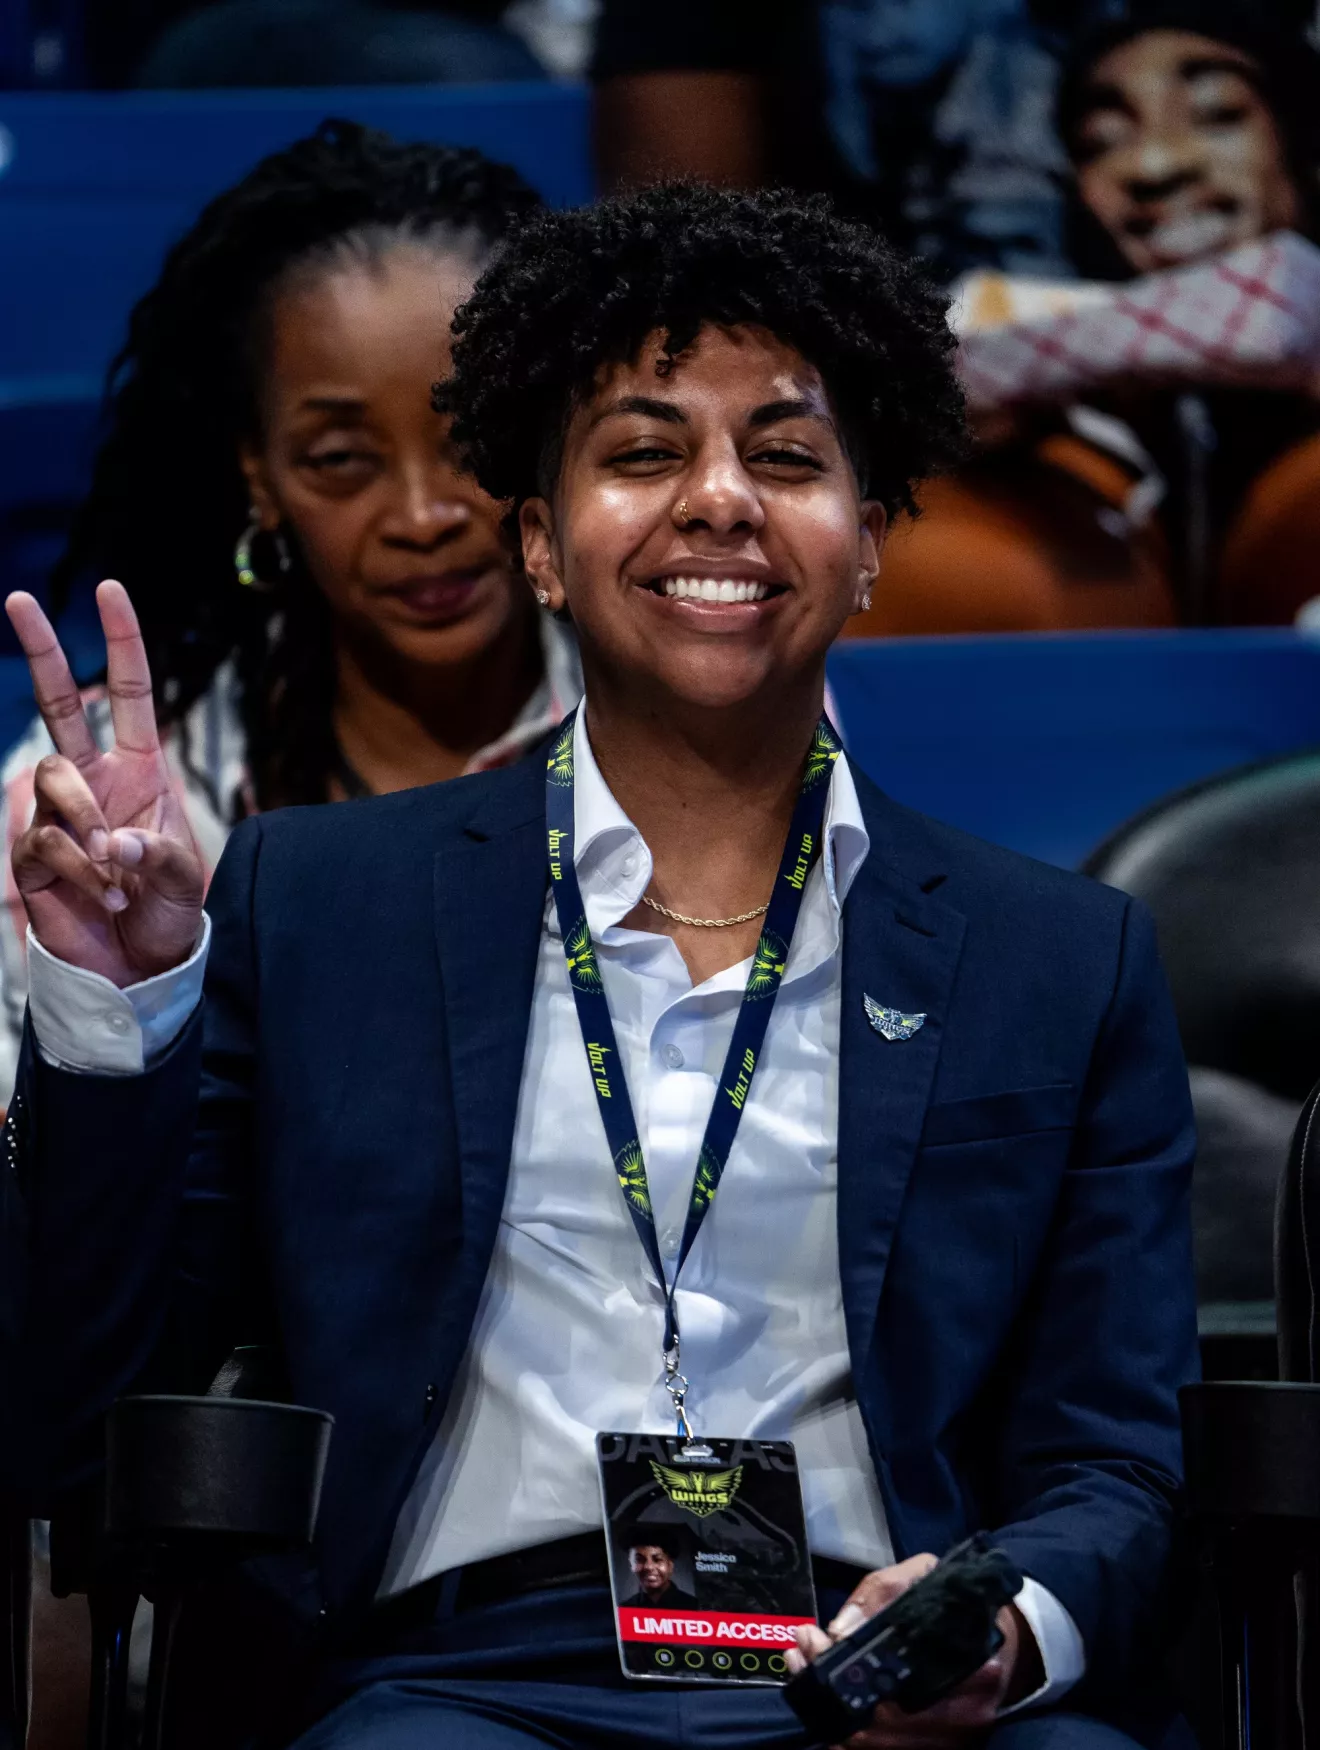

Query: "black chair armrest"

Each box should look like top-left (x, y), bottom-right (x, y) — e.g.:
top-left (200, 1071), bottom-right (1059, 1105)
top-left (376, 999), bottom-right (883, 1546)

top-left (1182, 1381), bottom-right (1320, 1523)
top-left (61, 1347), bottom-right (332, 1750)
top-left (106, 1395), bottom-right (331, 1571)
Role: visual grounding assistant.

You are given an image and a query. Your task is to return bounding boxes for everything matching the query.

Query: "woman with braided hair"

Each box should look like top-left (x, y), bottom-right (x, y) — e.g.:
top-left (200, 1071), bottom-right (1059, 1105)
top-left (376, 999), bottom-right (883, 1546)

top-left (0, 118), bottom-right (580, 1098)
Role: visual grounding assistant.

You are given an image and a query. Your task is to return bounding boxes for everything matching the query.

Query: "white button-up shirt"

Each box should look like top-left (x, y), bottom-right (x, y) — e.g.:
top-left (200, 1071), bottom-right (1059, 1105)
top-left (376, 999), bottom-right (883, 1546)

top-left (384, 714), bottom-right (885, 1589)
top-left (25, 712), bottom-right (1083, 1708)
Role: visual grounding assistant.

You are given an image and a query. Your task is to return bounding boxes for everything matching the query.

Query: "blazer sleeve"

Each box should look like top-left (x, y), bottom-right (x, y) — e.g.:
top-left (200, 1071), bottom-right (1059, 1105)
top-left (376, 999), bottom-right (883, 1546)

top-left (991, 895), bottom-right (1199, 1700)
top-left (1, 816), bottom-right (264, 1507)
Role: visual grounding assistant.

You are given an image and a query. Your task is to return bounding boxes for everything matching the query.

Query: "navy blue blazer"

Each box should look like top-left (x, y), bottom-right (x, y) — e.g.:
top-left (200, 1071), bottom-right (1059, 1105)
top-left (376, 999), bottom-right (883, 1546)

top-left (1, 749), bottom-right (1198, 1696)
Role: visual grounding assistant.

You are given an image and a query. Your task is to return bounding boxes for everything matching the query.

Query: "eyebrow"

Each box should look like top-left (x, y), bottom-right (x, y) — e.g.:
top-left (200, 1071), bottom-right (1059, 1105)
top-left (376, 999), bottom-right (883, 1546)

top-left (589, 393), bottom-right (833, 430)
top-left (1177, 54), bottom-right (1259, 84)
top-left (1081, 53), bottom-right (1257, 119)
top-left (747, 397), bottom-right (834, 431)
top-left (589, 395), bottom-right (687, 429)
top-left (299, 395), bottom-right (367, 414)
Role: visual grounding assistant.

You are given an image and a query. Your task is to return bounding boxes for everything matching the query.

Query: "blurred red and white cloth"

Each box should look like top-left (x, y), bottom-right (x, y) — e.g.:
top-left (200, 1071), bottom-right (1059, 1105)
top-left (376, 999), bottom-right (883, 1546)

top-left (955, 230), bottom-right (1320, 412)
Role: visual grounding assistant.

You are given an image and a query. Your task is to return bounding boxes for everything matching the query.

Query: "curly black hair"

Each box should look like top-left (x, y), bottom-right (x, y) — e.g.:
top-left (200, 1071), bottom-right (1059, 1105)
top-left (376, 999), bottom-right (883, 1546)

top-left (436, 183), bottom-right (966, 525)
top-left (53, 118), bottom-right (541, 809)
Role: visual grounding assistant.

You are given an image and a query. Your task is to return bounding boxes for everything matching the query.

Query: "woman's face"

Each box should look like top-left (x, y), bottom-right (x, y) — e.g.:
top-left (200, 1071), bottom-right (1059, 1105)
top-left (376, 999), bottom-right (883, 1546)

top-left (520, 323), bottom-right (884, 715)
top-left (240, 242), bottom-right (520, 673)
top-left (1072, 30), bottom-right (1302, 273)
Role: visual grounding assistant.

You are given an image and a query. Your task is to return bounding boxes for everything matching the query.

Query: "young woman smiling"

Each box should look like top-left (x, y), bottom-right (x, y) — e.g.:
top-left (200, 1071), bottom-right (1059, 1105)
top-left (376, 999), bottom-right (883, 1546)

top-left (0, 120), bottom-right (581, 1098)
top-left (4, 184), bottom-right (1196, 1750)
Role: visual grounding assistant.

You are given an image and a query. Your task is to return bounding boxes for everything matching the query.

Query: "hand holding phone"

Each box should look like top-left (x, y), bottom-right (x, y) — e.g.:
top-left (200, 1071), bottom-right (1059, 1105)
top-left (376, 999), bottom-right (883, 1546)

top-left (783, 1535), bottom-right (1023, 1743)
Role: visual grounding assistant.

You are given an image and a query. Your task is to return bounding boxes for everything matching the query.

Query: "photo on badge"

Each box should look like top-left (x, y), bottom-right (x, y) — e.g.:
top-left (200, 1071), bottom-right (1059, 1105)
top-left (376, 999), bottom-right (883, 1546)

top-left (597, 1432), bottom-right (819, 1684)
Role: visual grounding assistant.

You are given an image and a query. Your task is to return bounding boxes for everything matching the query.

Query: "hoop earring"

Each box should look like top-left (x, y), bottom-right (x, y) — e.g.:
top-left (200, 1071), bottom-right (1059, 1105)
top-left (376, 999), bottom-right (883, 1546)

top-left (235, 511), bottom-right (292, 591)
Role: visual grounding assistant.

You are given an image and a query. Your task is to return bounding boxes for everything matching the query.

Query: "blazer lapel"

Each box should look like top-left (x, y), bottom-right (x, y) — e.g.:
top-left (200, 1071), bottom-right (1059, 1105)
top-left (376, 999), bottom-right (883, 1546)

top-left (432, 769), bottom-right (549, 1279)
top-left (837, 799), bottom-right (967, 1377)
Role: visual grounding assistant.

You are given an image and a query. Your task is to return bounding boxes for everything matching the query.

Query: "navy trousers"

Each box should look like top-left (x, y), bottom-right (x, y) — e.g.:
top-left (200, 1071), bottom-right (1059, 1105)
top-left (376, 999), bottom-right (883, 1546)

top-left (291, 1584), bottom-right (1182, 1749)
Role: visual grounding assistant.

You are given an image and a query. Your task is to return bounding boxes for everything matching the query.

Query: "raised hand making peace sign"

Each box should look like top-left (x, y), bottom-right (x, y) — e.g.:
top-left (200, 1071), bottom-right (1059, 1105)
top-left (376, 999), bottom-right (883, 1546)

top-left (5, 580), bottom-right (206, 987)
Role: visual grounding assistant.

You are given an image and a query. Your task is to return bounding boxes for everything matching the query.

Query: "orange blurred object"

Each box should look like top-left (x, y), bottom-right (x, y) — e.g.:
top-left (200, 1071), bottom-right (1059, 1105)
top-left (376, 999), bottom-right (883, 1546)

top-left (1220, 430), bottom-right (1320, 625)
top-left (844, 435), bottom-right (1176, 638)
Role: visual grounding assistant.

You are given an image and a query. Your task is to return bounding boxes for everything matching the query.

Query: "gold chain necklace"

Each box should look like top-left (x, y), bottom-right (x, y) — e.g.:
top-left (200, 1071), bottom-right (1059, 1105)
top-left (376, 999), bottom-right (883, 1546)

top-left (640, 893), bottom-right (770, 930)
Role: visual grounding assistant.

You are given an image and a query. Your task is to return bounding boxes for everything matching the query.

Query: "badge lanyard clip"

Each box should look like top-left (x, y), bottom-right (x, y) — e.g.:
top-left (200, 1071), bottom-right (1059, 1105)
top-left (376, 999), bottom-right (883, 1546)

top-left (664, 1340), bottom-right (693, 1441)
top-left (546, 711), bottom-right (840, 1434)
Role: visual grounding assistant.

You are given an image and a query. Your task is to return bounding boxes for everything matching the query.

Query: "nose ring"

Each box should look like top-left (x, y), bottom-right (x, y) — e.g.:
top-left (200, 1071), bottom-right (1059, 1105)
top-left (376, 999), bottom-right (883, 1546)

top-left (675, 499), bottom-right (691, 527)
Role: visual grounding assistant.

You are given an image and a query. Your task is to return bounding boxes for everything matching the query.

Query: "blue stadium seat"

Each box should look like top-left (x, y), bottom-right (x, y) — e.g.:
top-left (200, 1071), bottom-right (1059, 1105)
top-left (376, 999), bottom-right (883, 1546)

top-left (0, 84), bottom-right (590, 407)
top-left (0, 629), bottom-right (1313, 857)
top-left (827, 631), bottom-right (1320, 868)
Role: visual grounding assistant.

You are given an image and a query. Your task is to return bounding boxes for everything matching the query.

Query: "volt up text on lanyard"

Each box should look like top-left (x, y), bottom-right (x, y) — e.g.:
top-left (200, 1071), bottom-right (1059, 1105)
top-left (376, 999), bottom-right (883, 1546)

top-left (545, 711), bottom-right (841, 1436)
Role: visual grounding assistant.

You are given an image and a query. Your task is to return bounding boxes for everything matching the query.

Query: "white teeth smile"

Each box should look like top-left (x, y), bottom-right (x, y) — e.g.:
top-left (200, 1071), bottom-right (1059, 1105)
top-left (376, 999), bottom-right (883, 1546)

top-left (660, 577), bottom-right (773, 602)
top-left (1138, 210), bottom-right (1236, 262)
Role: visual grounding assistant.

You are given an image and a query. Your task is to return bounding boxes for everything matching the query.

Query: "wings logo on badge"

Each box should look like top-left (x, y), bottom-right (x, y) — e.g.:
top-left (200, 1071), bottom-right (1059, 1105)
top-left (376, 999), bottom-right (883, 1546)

top-left (650, 1461), bottom-right (744, 1518)
top-left (863, 995), bottom-right (926, 1042)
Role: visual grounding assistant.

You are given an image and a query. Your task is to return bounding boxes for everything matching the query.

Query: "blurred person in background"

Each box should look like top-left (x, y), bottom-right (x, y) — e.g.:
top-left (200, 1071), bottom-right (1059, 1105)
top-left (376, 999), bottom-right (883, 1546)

top-left (594, 0), bottom-right (1073, 281)
top-left (847, 0), bottom-right (1320, 637)
top-left (0, 120), bottom-right (582, 1103)
top-left (1056, 1), bottom-right (1320, 625)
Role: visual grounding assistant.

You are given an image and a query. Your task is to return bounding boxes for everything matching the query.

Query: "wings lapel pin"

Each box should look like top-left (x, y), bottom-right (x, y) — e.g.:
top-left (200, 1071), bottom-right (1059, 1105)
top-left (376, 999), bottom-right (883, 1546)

top-left (863, 994), bottom-right (927, 1042)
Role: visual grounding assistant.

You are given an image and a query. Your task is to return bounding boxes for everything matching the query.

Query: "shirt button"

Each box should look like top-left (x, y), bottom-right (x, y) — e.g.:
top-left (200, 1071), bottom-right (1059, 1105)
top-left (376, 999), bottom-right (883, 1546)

top-left (662, 1043), bottom-right (684, 1070)
top-left (622, 854), bottom-right (637, 877)
top-left (105, 1013), bottom-right (131, 1036)
top-left (662, 1227), bottom-right (681, 1254)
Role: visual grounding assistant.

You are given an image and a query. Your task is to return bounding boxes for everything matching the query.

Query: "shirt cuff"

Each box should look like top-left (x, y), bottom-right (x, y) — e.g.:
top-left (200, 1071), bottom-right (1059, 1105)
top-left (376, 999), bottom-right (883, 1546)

top-left (999, 1576), bottom-right (1086, 1714)
top-left (26, 917), bottom-right (210, 1075)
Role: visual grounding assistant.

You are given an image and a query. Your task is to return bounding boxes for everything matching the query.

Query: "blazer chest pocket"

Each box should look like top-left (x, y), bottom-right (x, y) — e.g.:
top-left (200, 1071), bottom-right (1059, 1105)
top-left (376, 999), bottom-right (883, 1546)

top-left (920, 1082), bottom-right (1076, 1148)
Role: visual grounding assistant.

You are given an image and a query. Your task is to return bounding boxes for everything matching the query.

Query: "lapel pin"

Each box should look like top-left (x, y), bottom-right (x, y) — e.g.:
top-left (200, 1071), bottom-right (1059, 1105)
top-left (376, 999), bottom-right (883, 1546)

top-left (864, 995), bottom-right (926, 1042)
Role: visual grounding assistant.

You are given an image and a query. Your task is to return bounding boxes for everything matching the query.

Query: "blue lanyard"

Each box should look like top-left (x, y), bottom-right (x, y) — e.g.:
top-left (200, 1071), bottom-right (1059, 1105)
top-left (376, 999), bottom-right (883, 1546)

top-left (545, 711), bottom-right (841, 1426)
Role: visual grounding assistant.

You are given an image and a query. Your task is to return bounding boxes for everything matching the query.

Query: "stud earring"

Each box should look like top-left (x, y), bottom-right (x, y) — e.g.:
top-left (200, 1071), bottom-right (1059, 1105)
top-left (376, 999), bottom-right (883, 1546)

top-left (534, 589), bottom-right (551, 607)
top-left (675, 499), bottom-right (691, 527)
